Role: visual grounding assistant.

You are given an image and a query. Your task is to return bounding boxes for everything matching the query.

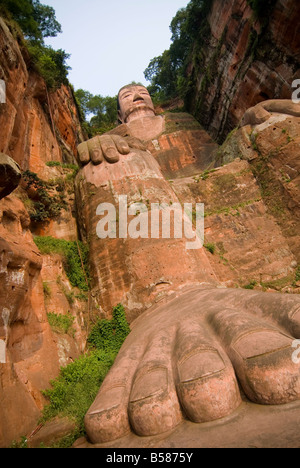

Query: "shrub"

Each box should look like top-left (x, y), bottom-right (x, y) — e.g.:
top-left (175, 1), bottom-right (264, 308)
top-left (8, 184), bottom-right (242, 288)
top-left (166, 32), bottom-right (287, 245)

top-left (47, 312), bottom-right (74, 335)
top-left (204, 243), bottom-right (216, 254)
top-left (27, 43), bottom-right (70, 90)
top-left (243, 280), bottom-right (257, 290)
top-left (43, 281), bottom-right (51, 298)
top-left (0, 0), bottom-right (62, 42)
top-left (88, 304), bottom-right (131, 353)
top-left (34, 236), bottom-right (90, 291)
top-left (41, 304), bottom-right (130, 435)
top-left (46, 161), bottom-right (61, 167)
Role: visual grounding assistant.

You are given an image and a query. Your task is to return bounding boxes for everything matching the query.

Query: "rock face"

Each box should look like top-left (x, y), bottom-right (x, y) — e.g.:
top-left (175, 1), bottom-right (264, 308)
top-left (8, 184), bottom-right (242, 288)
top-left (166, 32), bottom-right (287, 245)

top-left (0, 18), bottom-right (84, 177)
top-left (0, 18), bottom-right (86, 447)
top-left (0, 153), bottom-right (21, 199)
top-left (0, 195), bottom-right (59, 446)
top-left (219, 110), bottom-right (300, 265)
top-left (186, 0), bottom-right (300, 142)
top-left (173, 159), bottom-right (296, 289)
top-left (0, 193), bottom-right (87, 447)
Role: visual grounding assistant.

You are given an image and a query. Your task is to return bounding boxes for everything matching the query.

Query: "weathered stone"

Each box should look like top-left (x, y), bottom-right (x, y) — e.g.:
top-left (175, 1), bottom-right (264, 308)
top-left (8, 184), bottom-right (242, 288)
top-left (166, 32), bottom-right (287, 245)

top-left (27, 417), bottom-right (77, 448)
top-left (0, 153), bottom-right (21, 199)
top-left (186, 0), bottom-right (300, 143)
top-left (0, 18), bottom-right (84, 179)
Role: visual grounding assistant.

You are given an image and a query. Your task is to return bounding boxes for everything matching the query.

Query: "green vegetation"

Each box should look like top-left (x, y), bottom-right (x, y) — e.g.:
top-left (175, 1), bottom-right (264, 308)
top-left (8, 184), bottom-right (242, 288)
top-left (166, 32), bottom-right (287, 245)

top-left (193, 168), bottom-right (217, 182)
top-left (0, 0), bottom-right (62, 41)
top-left (22, 170), bottom-right (68, 222)
top-left (88, 303), bottom-right (131, 353)
top-left (45, 161), bottom-right (79, 178)
top-left (74, 89), bottom-right (118, 137)
top-left (27, 43), bottom-right (70, 89)
top-left (10, 436), bottom-right (28, 449)
top-left (144, 0), bottom-right (213, 102)
top-left (47, 312), bottom-right (74, 335)
top-left (43, 281), bottom-right (51, 298)
top-left (204, 243), bottom-right (216, 255)
top-left (34, 236), bottom-right (90, 291)
top-left (22, 164), bottom-right (79, 223)
top-left (294, 267), bottom-right (300, 285)
top-left (243, 280), bottom-right (257, 290)
top-left (0, 0), bottom-right (70, 90)
top-left (204, 198), bottom-right (261, 218)
top-left (41, 304), bottom-right (130, 445)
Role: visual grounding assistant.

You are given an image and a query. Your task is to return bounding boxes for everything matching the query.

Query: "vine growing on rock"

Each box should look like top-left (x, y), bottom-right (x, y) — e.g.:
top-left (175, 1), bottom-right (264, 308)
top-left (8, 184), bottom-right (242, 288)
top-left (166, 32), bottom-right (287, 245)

top-left (22, 170), bottom-right (68, 222)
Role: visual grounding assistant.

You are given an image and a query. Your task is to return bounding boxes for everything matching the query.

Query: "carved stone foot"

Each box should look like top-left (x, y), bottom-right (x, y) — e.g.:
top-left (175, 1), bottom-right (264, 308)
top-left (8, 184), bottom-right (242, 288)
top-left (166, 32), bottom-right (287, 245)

top-left (84, 287), bottom-right (300, 444)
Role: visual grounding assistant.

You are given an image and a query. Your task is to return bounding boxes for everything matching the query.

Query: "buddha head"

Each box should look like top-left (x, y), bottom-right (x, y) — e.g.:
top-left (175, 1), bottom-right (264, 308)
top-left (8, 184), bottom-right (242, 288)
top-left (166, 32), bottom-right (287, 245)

top-left (117, 84), bottom-right (155, 124)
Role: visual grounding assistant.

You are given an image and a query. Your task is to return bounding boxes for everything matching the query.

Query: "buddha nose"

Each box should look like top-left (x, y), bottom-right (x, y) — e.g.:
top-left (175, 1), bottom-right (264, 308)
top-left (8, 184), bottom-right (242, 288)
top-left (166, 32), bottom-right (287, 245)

top-left (133, 93), bottom-right (144, 102)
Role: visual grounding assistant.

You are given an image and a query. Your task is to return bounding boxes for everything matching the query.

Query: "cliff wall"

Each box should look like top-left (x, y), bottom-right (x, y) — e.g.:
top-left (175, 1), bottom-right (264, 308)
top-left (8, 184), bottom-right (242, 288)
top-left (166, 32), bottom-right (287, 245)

top-left (0, 18), bottom-right (84, 177)
top-left (186, 0), bottom-right (300, 142)
top-left (0, 18), bottom-right (87, 447)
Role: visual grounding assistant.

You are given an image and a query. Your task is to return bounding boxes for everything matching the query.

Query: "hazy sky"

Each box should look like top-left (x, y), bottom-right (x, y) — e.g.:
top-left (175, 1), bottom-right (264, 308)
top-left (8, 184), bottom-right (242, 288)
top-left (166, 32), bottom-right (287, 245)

top-left (45, 0), bottom-right (190, 97)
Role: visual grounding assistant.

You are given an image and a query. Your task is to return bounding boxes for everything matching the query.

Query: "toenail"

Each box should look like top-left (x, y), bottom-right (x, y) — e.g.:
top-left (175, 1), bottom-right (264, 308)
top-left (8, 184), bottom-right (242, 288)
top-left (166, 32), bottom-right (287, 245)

top-left (87, 385), bottom-right (126, 415)
top-left (291, 308), bottom-right (300, 322)
top-left (178, 350), bottom-right (226, 383)
top-left (130, 367), bottom-right (168, 403)
top-left (232, 330), bottom-right (293, 360)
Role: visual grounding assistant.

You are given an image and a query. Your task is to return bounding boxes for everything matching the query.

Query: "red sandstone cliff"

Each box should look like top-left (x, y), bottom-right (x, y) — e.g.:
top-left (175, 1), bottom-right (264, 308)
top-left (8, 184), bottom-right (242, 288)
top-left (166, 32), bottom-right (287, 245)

top-left (0, 18), bottom-right (84, 179)
top-left (186, 0), bottom-right (300, 142)
top-left (0, 17), bottom-right (87, 447)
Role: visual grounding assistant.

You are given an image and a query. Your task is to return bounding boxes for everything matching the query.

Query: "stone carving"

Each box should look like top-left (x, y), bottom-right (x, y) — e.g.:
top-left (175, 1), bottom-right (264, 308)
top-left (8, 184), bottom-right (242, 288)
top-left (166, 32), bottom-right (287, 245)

top-left (76, 85), bottom-right (300, 446)
top-left (239, 99), bottom-right (300, 127)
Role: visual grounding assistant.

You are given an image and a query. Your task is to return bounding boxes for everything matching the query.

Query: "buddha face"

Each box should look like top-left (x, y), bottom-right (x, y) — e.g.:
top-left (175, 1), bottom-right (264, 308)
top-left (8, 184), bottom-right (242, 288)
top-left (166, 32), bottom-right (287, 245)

top-left (118, 85), bottom-right (155, 124)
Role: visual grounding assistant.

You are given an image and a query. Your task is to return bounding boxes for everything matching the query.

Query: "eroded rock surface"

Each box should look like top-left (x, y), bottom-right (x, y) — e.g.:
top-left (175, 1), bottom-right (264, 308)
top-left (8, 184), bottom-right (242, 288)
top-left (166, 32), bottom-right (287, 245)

top-left (186, 0), bottom-right (300, 142)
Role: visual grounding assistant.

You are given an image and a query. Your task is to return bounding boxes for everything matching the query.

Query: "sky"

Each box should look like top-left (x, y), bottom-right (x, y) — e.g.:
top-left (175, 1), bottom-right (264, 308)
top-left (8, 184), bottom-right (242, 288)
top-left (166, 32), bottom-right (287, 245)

top-left (44, 0), bottom-right (190, 97)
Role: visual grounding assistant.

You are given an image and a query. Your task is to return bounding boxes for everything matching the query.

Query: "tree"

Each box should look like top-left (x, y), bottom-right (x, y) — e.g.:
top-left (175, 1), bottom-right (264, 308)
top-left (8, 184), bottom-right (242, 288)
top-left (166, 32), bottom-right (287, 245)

top-left (0, 0), bottom-right (71, 90)
top-left (1, 0), bottom-right (62, 41)
top-left (144, 0), bottom-right (213, 102)
top-left (74, 90), bottom-right (118, 136)
top-left (27, 44), bottom-right (70, 89)
top-left (32, 1), bottom-right (62, 38)
top-left (144, 50), bottom-right (178, 101)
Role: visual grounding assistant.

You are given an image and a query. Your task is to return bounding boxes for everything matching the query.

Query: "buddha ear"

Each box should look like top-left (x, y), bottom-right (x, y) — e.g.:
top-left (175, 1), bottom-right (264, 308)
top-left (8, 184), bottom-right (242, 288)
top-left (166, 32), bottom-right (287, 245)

top-left (118, 110), bottom-right (124, 124)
